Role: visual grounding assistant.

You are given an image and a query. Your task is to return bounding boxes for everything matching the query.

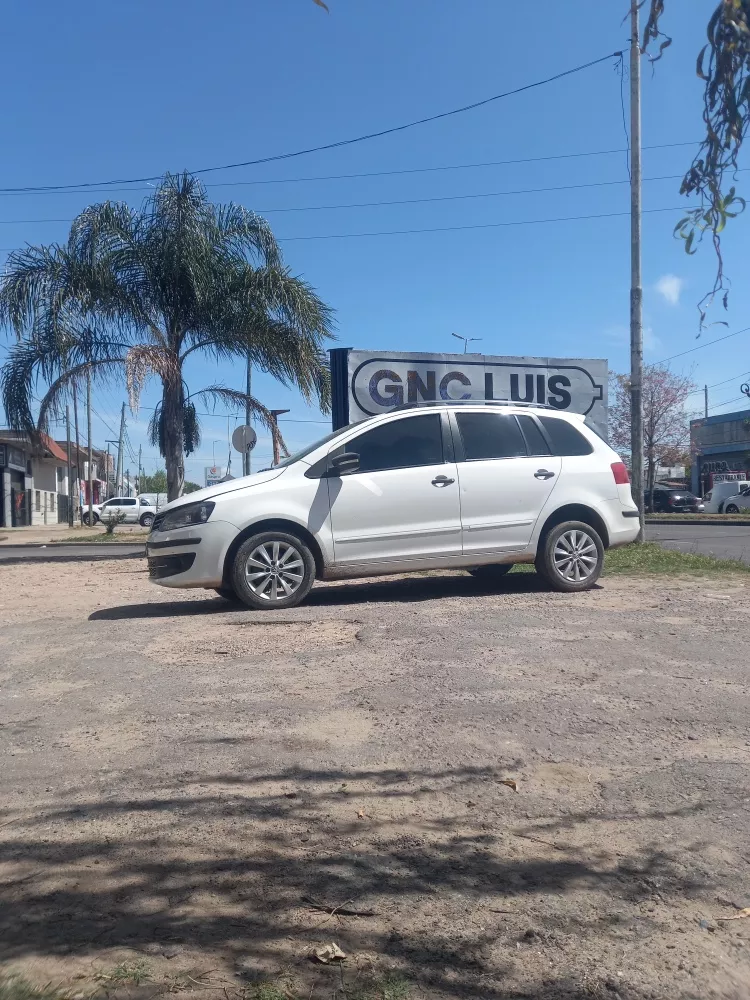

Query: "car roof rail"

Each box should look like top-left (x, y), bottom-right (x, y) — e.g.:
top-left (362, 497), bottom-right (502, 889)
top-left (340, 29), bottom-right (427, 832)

top-left (390, 398), bottom-right (557, 412)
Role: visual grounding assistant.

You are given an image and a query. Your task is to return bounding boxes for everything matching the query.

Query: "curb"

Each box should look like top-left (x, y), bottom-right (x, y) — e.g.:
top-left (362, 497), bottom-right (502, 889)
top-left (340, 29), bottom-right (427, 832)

top-left (0, 550), bottom-right (144, 565)
top-left (646, 518), bottom-right (750, 527)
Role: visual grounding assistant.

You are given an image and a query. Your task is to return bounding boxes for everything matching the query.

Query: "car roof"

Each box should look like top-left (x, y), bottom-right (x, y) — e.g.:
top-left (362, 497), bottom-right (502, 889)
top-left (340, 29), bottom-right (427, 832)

top-left (389, 399), bottom-right (577, 417)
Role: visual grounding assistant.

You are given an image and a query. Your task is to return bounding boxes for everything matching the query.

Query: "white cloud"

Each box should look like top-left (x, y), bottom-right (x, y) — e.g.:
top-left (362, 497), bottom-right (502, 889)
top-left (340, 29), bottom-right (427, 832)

top-left (643, 325), bottom-right (662, 354)
top-left (655, 274), bottom-right (684, 306)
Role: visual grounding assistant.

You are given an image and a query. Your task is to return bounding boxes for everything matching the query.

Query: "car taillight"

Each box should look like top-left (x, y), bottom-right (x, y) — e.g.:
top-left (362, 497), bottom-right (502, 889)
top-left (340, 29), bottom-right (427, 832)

top-left (611, 462), bottom-right (630, 485)
top-left (667, 495), bottom-right (675, 505)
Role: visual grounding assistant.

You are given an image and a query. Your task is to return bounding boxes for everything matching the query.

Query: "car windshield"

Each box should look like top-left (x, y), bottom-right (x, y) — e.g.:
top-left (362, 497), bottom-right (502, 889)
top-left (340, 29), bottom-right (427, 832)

top-left (272, 419), bottom-right (367, 469)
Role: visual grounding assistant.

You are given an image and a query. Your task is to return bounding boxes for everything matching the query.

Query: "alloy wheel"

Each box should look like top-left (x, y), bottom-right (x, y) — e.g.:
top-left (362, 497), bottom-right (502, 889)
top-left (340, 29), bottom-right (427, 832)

top-left (244, 539), bottom-right (305, 602)
top-left (553, 528), bottom-right (598, 583)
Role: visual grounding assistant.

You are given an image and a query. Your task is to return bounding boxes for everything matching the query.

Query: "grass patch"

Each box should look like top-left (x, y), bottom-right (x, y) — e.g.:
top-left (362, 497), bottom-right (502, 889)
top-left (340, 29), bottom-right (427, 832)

top-left (58, 532), bottom-right (149, 544)
top-left (645, 512), bottom-right (750, 521)
top-left (246, 979), bottom-right (410, 1000)
top-left (95, 961), bottom-right (151, 987)
top-left (0, 977), bottom-right (69, 1000)
top-left (603, 541), bottom-right (750, 575)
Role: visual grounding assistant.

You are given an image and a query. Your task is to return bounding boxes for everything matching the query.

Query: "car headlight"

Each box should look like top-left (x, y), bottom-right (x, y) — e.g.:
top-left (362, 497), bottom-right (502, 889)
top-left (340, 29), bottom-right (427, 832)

top-left (159, 501), bottom-right (215, 531)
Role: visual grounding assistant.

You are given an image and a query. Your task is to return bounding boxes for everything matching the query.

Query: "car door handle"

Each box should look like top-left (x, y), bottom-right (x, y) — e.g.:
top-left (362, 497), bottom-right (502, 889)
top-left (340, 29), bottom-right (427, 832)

top-left (431, 475), bottom-right (455, 487)
top-left (534, 469), bottom-right (555, 480)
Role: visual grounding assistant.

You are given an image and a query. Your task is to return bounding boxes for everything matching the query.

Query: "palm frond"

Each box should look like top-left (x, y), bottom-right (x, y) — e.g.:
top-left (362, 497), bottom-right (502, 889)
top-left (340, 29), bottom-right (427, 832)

top-left (190, 384), bottom-right (288, 456)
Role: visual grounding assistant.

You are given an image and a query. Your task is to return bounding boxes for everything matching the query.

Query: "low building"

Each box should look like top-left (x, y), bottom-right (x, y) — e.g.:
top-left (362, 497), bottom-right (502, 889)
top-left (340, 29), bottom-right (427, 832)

top-left (690, 406), bottom-right (750, 496)
top-left (0, 431), bottom-right (70, 527)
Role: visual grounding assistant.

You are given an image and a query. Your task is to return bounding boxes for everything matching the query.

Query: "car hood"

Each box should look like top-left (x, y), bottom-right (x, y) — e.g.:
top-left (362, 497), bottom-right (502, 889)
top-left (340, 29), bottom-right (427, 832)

top-left (160, 467), bottom-right (287, 511)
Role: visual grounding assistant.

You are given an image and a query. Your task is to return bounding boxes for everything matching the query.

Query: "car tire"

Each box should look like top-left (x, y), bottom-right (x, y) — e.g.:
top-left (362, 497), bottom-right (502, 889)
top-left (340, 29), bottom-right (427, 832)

top-left (469, 564), bottom-right (514, 580)
top-left (214, 587), bottom-right (241, 603)
top-left (725, 504), bottom-right (740, 514)
top-left (231, 531), bottom-right (316, 611)
top-left (82, 512), bottom-right (98, 527)
top-left (535, 520), bottom-right (604, 593)
top-left (140, 512), bottom-right (155, 528)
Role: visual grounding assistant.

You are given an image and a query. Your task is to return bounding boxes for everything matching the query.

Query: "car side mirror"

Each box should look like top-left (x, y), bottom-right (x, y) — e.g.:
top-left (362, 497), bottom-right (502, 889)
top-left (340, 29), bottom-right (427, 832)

top-left (329, 452), bottom-right (360, 476)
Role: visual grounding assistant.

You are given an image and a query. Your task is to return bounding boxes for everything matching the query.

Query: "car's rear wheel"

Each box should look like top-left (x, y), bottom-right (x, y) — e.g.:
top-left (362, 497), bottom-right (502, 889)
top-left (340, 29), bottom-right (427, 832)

top-left (468, 564), bottom-right (514, 580)
top-left (231, 531), bottom-right (316, 611)
top-left (140, 512), bottom-right (155, 528)
top-left (536, 520), bottom-right (604, 593)
top-left (82, 511), bottom-right (98, 527)
top-left (726, 503), bottom-right (740, 514)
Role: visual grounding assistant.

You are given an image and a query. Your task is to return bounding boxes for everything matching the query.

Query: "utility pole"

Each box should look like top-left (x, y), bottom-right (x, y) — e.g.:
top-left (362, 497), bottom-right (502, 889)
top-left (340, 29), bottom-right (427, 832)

top-left (73, 382), bottom-right (82, 524)
top-left (704, 384), bottom-right (709, 418)
top-left (629, 1), bottom-right (645, 542)
top-left (270, 409), bottom-right (290, 466)
top-left (86, 368), bottom-right (94, 528)
top-left (138, 445), bottom-right (142, 493)
top-left (116, 402), bottom-right (125, 496)
top-left (244, 354), bottom-right (252, 476)
top-left (65, 406), bottom-right (73, 527)
top-left (126, 468), bottom-right (130, 496)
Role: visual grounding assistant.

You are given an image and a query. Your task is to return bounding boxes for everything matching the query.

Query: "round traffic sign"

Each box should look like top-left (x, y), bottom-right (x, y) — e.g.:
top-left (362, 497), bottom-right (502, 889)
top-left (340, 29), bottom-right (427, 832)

top-left (232, 424), bottom-right (257, 453)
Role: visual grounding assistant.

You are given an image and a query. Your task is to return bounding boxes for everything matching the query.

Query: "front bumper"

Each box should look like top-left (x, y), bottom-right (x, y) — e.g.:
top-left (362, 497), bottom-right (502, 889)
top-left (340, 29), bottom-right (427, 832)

top-left (146, 519), bottom-right (238, 589)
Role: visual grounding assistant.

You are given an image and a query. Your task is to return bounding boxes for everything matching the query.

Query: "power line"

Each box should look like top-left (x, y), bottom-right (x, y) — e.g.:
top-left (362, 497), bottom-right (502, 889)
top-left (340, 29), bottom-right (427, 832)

top-left (277, 205), bottom-right (694, 241)
top-left (654, 326), bottom-right (750, 366)
top-left (708, 393), bottom-right (749, 411)
top-left (0, 140), bottom-right (700, 198)
top-left (1, 169), bottom-right (733, 225)
top-left (0, 52), bottom-right (622, 195)
top-left (686, 371), bottom-right (750, 396)
top-left (0, 203), bottom-right (701, 252)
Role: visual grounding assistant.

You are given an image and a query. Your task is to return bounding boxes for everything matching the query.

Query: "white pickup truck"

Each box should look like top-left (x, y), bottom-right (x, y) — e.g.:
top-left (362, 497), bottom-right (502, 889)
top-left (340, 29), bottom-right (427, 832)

top-left (82, 494), bottom-right (164, 527)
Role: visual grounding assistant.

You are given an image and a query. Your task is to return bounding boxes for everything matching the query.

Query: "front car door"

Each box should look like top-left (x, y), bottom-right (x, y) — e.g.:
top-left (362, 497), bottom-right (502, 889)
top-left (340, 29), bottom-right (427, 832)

top-left (453, 410), bottom-right (561, 554)
top-left (327, 411), bottom-right (462, 568)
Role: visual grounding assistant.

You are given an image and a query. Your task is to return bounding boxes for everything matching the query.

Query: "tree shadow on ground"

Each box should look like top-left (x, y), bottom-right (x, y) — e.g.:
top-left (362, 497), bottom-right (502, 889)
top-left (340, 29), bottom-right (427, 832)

top-left (0, 765), bottom-right (710, 1000)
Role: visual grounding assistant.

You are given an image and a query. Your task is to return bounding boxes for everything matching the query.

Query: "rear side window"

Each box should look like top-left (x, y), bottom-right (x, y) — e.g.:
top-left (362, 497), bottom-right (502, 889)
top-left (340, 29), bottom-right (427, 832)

top-left (347, 413), bottom-right (443, 473)
top-left (517, 415), bottom-right (551, 456)
top-left (539, 416), bottom-right (593, 456)
top-left (456, 412), bottom-right (527, 461)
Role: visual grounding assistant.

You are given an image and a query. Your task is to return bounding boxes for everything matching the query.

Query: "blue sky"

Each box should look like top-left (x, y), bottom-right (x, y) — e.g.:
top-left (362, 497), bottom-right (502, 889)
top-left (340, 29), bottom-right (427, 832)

top-left (1, 0), bottom-right (749, 483)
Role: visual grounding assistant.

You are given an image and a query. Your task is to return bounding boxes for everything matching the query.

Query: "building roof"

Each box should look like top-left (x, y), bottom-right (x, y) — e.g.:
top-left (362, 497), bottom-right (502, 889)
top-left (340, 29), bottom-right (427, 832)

top-left (0, 428), bottom-right (67, 463)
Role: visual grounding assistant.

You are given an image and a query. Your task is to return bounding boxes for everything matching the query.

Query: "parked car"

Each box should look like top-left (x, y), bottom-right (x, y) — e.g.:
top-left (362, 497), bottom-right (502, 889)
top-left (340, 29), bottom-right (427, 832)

top-left (717, 485), bottom-right (750, 514)
top-left (702, 480), bottom-right (750, 514)
top-left (82, 496), bottom-right (158, 527)
top-left (643, 486), bottom-right (704, 513)
top-left (145, 401), bottom-right (640, 609)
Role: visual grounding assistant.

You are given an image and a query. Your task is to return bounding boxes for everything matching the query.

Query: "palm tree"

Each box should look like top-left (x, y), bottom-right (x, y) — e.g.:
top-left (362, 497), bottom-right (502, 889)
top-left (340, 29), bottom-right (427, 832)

top-left (0, 173), bottom-right (334, 500)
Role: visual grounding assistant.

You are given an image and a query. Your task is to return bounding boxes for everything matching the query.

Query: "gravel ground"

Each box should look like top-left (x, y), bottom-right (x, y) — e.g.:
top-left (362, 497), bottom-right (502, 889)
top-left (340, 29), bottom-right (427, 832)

top-left (1, 559), bottom-right (750, 1000)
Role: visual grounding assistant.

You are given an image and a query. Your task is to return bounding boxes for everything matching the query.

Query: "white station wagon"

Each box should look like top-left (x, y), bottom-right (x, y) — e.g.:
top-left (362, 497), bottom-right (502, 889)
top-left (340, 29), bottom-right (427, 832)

top-left (146, 401), bottom-right (640, 609)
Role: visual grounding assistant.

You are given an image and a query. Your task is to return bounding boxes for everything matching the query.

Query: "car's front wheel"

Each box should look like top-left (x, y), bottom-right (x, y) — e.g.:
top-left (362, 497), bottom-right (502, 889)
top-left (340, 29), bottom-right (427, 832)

top-left (231, 531), bottom-right (316, 610)
top-left (725, 504), bottom-right (740, 514)
top-left (536, 520), bottom-right (604, 593)
top-left (140, 512), bottom-right (155, 528)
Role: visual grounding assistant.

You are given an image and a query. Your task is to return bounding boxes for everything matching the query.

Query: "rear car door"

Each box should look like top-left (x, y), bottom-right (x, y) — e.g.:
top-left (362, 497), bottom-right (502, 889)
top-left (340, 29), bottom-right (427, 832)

top-left (119, 498), bottom-right (139, 522)
top-left (453, 411), bottom-right (561, 554)
top-left (327, 411), bottom-right (461, 566)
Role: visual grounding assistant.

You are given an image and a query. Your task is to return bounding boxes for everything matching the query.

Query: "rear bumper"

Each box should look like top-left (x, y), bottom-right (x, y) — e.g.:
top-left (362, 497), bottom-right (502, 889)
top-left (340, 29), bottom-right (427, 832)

top-left (597, 498), bottom-right (640, 548)
top-left (146, 519), bottom-right (238, 589)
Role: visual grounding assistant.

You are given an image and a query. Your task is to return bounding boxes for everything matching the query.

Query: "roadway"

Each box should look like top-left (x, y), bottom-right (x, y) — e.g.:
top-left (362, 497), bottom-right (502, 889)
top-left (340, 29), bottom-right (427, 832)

top-left (0, 525), bottom-right (749, 564)
top-left (646, 523), bottom-right (750, 563)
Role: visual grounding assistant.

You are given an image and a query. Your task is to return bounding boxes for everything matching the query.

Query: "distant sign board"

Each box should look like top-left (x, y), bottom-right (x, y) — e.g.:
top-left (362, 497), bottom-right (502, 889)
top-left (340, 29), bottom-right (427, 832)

top-left (330, 349), bottom-right (608, 438)
top-left (205, 465), bottom-right (225, 487)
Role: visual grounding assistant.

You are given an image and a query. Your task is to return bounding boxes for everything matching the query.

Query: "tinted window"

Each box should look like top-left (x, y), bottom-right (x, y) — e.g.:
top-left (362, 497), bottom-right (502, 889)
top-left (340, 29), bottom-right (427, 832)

top-left (346, 414), bottom-right (443, 473)
top-left (121, 498), bottom-right (137, 506)
top-left (456, 412), bottom-right (527, 461)
top-left (517, 415), bottom-right (551, 456)
top-left (539, 416), bottom-right (593, 456)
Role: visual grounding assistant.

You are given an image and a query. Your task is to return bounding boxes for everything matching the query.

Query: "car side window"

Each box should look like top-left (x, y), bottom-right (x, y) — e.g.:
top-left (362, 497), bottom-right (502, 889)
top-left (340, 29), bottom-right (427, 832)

top-left (344, 414), bottom-right (444, 473)
top-left (456, 412), bottom-right (527, 461)
top-left (122, 498), bottom-right (137, 506)
top-left (539, 416), bottom-right (593, 456)
top-left (517, 415), bottom-right (551, 457)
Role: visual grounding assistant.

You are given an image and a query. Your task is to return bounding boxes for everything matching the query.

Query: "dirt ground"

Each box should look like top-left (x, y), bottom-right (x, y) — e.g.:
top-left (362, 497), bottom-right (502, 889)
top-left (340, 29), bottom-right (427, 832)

top-left (1, 557), bottom-right (750, 1000)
